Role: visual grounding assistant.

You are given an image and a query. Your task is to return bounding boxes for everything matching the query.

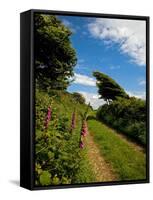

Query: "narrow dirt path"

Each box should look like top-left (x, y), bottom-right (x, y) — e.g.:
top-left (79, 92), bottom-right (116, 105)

top-left (85, 132), bottom-right (117, 182)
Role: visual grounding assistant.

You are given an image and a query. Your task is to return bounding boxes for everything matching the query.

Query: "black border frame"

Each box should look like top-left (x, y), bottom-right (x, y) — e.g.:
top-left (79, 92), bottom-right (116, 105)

top-left (20, 9), bottom-right (150, 190)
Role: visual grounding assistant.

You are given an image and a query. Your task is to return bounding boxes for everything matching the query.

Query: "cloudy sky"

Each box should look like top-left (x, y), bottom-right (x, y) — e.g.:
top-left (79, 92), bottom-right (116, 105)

top-left (58, 15), bottom-right (146, 109)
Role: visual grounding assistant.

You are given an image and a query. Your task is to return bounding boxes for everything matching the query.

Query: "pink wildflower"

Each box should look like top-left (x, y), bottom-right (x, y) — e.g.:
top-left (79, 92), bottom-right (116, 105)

top-left (79, 140), bottom-right (84, 149)
top-left (81, 121), bottom-right (88, 137)
top-left (44, 106), bottom-right (52, 129)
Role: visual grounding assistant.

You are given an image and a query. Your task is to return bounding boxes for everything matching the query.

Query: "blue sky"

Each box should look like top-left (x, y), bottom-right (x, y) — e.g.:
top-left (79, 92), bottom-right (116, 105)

top-left (58, 15), bottom-right (146, 109)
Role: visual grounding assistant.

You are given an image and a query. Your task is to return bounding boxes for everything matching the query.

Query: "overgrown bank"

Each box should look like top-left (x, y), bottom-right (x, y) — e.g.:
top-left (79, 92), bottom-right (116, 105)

top-left (35, 89), bottom-right (95, 186)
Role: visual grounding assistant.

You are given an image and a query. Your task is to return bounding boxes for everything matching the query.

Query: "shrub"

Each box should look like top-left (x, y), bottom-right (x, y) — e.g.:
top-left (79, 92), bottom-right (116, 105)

top-left (96, 97), bottom-right (146, 145)
top-left (72, 92), bottom-right (86, 104)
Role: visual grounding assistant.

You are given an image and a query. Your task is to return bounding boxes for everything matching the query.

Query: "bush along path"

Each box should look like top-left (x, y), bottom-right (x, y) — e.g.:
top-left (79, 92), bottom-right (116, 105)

top-left (87, 119), bottom-right (146, 181)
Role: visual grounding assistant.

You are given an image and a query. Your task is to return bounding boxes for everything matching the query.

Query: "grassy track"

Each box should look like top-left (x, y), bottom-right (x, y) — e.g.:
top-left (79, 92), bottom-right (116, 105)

top-left (87, 119), bottom-right (146, 181)
top-left (85, 132), bottom-right (117, 182)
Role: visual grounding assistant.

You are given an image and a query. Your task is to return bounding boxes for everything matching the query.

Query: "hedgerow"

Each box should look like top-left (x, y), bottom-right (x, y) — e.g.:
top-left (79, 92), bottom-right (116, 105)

top-left (96, 97), bottom-right (146, 145)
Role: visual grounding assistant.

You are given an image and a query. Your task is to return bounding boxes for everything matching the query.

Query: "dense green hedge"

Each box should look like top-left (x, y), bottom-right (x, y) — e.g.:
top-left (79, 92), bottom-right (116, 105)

top-left (96, 97), bottom-right (146, 145)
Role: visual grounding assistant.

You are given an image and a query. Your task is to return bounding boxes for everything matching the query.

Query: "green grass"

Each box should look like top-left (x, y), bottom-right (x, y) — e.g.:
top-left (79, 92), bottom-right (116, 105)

top-left (73, 149), bottom-right (96, 184)
top-left (87, 119), bottom-right (146, 181)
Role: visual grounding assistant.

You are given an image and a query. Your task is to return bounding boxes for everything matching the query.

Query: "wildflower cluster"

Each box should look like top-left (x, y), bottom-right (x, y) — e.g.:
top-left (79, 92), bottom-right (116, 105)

top-left (44, 106), bottom-right (52, 130)
top-left (79, 120), bottom-right (88, 149)
top-left (35, 91), bottom-right (83, 186)
top-left (35, 90), bottom-right (91, 186)
top-left (81, 120), bottom-right (88, 137)
top-left (79, 103), bottom-right (90, 149)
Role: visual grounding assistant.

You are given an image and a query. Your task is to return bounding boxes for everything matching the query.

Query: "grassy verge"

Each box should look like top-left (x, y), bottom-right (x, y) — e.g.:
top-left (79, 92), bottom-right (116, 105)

top-left (73, 148), bottom-right (96, 184)
top-left (87, 119), bottom-right (146, 181)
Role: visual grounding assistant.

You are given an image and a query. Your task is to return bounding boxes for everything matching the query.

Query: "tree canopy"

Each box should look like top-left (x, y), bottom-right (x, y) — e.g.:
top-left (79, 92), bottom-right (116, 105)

top-left (72, 92), bottom-right (86, 104)
top-left (34, 14), bottom-right (77, 90)
top-left (93, 71), bottom-right (129, 102)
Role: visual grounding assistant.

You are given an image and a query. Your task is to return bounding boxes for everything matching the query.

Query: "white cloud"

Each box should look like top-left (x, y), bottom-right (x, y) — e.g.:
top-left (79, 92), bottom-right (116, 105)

top-left (138, 80), bottom-right (146, 86)
top-left (78, 91), bottom-right (105, 109)
top-left (88, 18), bottom-right (146, 66)
top-left (75, 59), bottom-right (85, 69)
top-left (110, 65), bottom-right (121, 70)
top-left (62, 19), bottom-right (76, 33)
top-left (62, 19), bottom-right (71, 27)
top-left (126, 90), bottom-right (146, 99)
top-left (73, 73), bottom-right (96, 86)
top-left (78, 59), bottom-right (85, 64)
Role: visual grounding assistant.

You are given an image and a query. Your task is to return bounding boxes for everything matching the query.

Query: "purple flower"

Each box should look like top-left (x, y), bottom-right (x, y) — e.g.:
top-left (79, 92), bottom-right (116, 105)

top-left (81, 121), bottom-right (88, 137)
top-left (79, 140), bottom-right (84, 149)
top-left (44, 106), bottom-right (52, 129)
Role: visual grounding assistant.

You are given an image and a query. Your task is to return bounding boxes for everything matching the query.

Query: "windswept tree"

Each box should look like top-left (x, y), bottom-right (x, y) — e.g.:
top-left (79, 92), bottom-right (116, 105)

top-left (35, 14), bottom-right (77, 90)
top-left (93, 71), bottom-right (129, 103)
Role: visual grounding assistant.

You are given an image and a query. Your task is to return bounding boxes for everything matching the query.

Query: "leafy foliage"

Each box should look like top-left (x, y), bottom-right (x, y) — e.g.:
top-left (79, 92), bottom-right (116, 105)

top-left (72, 92), bottom-right (86, 104)
top-left (93, 71), bottom-right (129, 102)
top-left (35, 89), bottom-right (94, 186)
top-left (34, 14), bottom-right (77, 90)
top-left (39, 171), bottom-right (51, 186)
top-left (96, 97), bottom-right (146, 145)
